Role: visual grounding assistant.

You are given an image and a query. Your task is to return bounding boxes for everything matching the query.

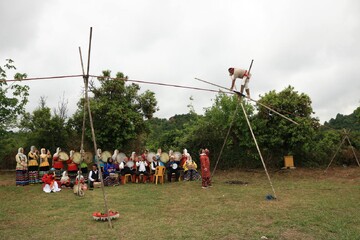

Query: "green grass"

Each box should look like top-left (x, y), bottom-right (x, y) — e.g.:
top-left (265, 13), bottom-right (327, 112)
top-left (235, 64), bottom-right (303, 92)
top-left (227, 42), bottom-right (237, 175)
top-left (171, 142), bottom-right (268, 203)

top-left (0, 168), bottom-right (359, 240)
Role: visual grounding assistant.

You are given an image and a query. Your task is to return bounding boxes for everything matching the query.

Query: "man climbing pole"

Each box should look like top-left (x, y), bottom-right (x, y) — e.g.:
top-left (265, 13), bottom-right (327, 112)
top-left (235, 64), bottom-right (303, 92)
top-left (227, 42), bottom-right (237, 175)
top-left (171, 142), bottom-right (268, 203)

top-left (228, 66), bottom-right (252, 98)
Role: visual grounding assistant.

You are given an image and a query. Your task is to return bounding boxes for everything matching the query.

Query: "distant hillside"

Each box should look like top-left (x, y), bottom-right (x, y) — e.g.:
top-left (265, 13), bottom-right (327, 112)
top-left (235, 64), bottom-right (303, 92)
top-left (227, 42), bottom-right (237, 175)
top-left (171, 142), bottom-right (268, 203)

top-left (324, 106), bottom-right (360, 131)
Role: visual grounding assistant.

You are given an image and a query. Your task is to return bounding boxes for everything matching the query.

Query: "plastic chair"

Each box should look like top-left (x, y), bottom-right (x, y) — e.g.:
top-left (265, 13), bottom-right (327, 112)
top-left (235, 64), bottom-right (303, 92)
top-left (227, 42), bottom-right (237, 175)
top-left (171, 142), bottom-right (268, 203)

top-left (154, 166), bottom-right (165, 185)
top-left (124, 174), bottom-right (132, 184)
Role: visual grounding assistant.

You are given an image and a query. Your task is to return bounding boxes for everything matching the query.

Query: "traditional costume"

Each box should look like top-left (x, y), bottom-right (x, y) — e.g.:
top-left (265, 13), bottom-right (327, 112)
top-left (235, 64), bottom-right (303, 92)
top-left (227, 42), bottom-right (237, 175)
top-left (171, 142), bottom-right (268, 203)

top-left (74, 172), bottom-right (88, 191)
top-left (67, 150), bottom-right (78, 184)
top-left (200, 149), bottom-right (212, 188)
top-left (42, 171), bottom-right (61, 193)
top-left (103, 158), bottom-right (119, 186)
top-left (60, 171), bottom-right (72, 188)
top-left (183, 156), bottom-right (201, 181)
top-left (166, 156), bottom-right (180, 182)
top-left (15, 148), bottom-right (29, 186)
top-left (156, 148), bottom-right (165, 167)
top-left (149, 157), bottom-right (160, 182)
top-left (39, 148), bottom-right (51, 182)
top-left (52, 147), bottom-right (64, 181)
top-left (28, 146), bottom-right (39, 184)
top-left (119, 157), bottom-right (135, 184)
top-left (88, 165), bottom-right (100, 189)
top-left (135, 157), bottom-right (149, 183)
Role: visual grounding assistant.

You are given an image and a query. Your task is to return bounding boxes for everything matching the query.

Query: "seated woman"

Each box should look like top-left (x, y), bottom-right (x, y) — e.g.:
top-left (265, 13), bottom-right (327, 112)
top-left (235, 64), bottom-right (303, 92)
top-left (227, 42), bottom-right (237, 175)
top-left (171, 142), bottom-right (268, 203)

top-left (183, 155), bottom-right (201, 181)
top-left (103, 157), bottom-right (119, 186)
top-left (60, 171), bottom-right (73, 188)
top-left (74, 171), bottom-right (88, 192)
top-left (42, 169), bottom-right (61, 193)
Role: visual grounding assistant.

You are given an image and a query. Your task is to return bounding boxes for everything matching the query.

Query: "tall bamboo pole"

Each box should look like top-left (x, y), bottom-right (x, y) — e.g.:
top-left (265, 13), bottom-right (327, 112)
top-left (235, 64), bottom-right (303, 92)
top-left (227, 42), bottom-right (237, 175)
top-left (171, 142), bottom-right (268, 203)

top-left (79, 27), bottom-right (113, 228)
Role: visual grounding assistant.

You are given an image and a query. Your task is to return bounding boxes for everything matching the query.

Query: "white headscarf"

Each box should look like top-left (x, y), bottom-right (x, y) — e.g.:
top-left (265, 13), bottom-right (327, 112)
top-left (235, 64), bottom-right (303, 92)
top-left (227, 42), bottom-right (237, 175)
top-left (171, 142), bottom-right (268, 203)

top-left (112, 149), bottom-right (119, 160)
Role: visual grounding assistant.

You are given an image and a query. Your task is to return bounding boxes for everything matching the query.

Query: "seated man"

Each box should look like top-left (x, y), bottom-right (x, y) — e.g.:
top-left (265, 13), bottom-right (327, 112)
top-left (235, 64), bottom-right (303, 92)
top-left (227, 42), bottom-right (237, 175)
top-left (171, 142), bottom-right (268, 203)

top-left (135, 155), bottom-right (149, 183)
top-left (119, 157), bottom-right (135, 184)
top-left (88, 164), bottom-right (100, 189)
top-left (166, 155), bottom-right (180, 182)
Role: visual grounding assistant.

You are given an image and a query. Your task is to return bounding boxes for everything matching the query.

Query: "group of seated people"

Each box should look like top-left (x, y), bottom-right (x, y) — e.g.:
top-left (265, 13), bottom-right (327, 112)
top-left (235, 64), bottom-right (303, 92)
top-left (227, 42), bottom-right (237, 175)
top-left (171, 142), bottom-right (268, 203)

top-left (16, 146), bottom-right (204, 191)
top-left (88, 148), bottom-right (201, 189)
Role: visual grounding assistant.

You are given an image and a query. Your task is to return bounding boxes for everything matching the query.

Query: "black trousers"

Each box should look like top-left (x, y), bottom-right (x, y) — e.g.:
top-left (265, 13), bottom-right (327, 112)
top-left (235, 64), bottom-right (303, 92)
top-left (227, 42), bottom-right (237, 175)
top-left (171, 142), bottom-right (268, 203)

top-left (167, 168), bottom-right (179, 182)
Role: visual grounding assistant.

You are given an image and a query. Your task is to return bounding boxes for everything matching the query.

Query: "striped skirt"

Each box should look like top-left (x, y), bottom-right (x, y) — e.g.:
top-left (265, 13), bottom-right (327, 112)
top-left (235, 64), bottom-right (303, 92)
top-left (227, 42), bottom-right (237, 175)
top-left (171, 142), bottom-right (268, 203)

top-left (16, 170), bottom-right (29, 186)
top-left (104, 176), bottom-right (119, 186)
top-left (28, 170), bottom-right (39, 184)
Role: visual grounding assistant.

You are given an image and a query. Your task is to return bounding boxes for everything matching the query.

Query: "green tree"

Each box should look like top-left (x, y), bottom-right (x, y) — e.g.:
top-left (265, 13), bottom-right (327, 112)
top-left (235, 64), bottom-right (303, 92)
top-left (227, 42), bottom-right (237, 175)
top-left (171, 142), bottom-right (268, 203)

top-left (178, 94), bottom-right (256, 168)
top-left (0, 59), bottom-right (29, 134)
top-left (324, 106), bottom-right (360, 131)
top-left (20, 97), bottom-right (71, 152)
top-left (253, 86), bottom-right (319, 167)
top-left (70, 70), bottom-right (158, 152)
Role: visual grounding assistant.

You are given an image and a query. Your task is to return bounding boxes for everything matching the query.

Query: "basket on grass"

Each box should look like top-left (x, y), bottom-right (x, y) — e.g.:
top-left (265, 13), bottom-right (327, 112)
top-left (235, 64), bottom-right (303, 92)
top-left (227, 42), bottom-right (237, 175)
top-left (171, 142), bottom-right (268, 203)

top-left (92, 210), bottom-right (120, 221)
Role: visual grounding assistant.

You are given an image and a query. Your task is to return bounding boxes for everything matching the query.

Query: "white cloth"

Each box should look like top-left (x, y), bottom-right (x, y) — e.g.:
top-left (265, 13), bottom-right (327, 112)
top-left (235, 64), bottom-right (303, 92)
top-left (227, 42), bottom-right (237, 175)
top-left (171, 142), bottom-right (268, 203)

top-left (88, 170), bottom-right (98, 181)
top-left (232, 68), bottom-right (251, 89)
top-left (136, 161), bottom-right (148, 172)
top-left (43, 182), bottom-right (61, 193)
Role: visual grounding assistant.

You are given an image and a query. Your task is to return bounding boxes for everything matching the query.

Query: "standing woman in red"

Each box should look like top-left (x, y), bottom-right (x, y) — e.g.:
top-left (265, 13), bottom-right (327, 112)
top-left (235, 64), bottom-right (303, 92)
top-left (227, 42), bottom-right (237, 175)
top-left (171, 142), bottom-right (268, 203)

top-left (200, 148), bottom-right (212, 189)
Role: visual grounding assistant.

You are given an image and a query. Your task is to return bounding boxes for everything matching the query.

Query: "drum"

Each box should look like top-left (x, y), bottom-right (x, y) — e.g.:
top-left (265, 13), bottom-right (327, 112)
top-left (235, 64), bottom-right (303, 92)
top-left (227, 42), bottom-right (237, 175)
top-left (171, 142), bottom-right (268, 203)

top-left (58, 152), bottom-right (69, 161)
top-left (93, 182), bottom-right (101, 188)
top-left (147, 152), bottom-right (156, 162)
top-left (110, 173), bottom-right (119, 179)
top-left (172, 163), bottom-right (178, 169)
top-left (84, 152), bottom-right (93, 164)
top-left (72, 152), bottom-right (82, 164)
top-left (101, 151), bottom-right (112, 162)
top-left (174, 152), bottom-right (181, 161)
top-left (116, 152), bottom-right (126, 164)
top-left (126, 161), bottom-right (134, 168)
top-left (160, 152), bottom-right (169, 163)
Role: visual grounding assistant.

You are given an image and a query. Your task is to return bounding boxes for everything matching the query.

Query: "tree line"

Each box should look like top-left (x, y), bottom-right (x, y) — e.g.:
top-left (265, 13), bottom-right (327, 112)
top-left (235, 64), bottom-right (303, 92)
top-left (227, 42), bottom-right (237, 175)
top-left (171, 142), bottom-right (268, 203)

top-left (1, 60), bottom-right (359, 169)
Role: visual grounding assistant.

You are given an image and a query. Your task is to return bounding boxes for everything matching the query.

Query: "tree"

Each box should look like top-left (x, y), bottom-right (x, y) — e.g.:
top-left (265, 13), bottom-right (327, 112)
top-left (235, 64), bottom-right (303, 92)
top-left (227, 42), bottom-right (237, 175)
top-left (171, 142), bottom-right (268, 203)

top-left (20, 97), bottom-right (71, 152)
top-left (324, 106), bottom-right (360, 131)
top-left (69, 70), bottom-right (158, 152)
top-left (253, 86), bottom-right (319, 167)
top-left (0, 59), bottom-right (29, 134)
top-left (178, 94), bottom-right (256, 168)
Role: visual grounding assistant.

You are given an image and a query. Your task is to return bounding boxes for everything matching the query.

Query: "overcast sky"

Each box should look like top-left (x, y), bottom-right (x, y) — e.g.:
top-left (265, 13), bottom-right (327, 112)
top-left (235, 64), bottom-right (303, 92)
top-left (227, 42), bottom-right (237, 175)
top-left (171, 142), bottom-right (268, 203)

top-left (1, 0), bottom-right (359, 123)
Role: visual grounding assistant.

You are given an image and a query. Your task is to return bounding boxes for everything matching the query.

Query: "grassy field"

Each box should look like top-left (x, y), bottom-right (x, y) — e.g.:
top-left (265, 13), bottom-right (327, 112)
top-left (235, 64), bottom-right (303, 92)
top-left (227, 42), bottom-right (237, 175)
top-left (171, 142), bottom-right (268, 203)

top-left (0, 167), bottom-right (359, 240)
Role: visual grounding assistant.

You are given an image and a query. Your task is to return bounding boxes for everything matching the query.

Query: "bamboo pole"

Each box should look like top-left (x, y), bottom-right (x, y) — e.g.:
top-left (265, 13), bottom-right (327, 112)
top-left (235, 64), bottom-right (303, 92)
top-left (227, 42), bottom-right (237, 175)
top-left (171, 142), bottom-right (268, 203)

top-left (240, 102), bottom-right (277, 199)
top-left (325, 136), bottom-right (346, 172)
top-left (345, 137), bottom-right (360, 167)
top-left (211, 101), bottom-right (240, 178)
top-left (80, 27), bottom-right (113, 228)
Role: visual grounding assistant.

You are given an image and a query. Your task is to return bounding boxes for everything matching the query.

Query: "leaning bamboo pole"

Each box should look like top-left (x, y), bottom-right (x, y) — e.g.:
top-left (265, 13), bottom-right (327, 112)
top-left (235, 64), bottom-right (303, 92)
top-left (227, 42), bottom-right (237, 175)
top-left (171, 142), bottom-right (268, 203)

top-left (79, 27), bottom-right (112, 228)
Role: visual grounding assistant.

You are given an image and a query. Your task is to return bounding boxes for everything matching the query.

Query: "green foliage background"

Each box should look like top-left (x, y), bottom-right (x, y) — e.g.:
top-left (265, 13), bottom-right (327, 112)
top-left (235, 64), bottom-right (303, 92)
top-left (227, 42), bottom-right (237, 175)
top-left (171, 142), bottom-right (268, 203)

top-left (1, 61), bottom-right (359, 169)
